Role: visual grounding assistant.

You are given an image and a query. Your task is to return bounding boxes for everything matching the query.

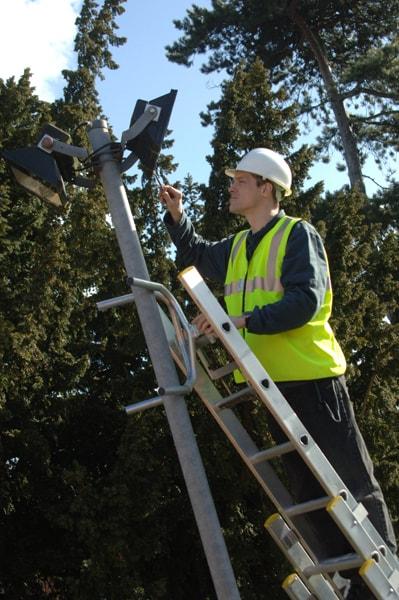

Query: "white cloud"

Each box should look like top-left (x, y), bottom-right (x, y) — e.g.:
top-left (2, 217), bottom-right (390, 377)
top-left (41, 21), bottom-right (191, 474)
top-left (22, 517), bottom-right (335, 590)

top-left (0, 0), bottom-right (82, 101)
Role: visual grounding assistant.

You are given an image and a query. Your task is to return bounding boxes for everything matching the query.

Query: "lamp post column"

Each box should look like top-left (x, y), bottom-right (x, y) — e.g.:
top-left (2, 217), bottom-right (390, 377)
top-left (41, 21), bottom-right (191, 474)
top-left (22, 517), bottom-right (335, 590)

top-left (87, 119), bottom-right (240, 600)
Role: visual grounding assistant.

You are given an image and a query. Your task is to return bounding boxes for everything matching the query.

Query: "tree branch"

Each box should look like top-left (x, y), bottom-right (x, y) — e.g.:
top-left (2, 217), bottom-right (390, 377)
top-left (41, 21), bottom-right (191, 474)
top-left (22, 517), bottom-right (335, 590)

top-left (352, 110), bottom-right (399, 123)
top-left (363, 174), bottom-right (390, 190)
top-left (339, 85), bottom-right (399, 102)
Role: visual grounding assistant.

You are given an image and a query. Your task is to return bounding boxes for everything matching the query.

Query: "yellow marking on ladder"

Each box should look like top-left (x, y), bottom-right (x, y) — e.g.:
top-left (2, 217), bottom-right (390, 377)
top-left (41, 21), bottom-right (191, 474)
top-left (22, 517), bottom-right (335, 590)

top-left (359, 558), bottom-right (376, 576)
top-left (326, 495), bottom-right (344, 512)
top-left (282, 573), bottom-right (300, 589)
top-left (264, 513), bottom-right (281, 528)
top-left (178, 266), bottom-right (195, 277)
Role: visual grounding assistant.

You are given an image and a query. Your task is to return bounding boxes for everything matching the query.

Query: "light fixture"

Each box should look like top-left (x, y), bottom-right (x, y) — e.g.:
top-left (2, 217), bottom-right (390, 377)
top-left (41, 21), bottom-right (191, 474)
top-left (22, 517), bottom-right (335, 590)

top-left (125, 89), bottom-right (177, 177)
top-left (1, 124), bottom-right (74, 208)
top-left (2, 146), bottom-right (67, 207)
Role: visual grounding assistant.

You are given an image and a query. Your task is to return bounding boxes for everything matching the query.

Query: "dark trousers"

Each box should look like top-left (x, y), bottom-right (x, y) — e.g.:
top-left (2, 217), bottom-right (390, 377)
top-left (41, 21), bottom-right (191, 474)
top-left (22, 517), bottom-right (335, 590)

top-left (268, 376), bottom-right (397, 563)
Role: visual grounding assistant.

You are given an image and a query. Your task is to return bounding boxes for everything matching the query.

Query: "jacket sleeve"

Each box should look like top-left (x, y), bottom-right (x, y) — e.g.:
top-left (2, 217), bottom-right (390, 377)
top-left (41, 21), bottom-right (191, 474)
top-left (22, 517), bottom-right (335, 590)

top-left (164, 211), bottom-right (234, 283)
top-left (246, 222), bottom-right (328, 334)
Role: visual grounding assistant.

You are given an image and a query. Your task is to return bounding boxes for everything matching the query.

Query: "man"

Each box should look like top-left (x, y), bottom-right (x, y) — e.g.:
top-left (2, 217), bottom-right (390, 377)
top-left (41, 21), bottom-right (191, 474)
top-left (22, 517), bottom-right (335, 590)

top-left (160, 148), bottom-right (397, 599)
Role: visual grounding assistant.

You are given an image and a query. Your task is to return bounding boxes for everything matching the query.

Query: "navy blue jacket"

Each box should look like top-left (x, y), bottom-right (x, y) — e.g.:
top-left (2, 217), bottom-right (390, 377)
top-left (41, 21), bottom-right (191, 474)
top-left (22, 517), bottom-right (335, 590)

top-left (164, 209), bottom-right (329, 335)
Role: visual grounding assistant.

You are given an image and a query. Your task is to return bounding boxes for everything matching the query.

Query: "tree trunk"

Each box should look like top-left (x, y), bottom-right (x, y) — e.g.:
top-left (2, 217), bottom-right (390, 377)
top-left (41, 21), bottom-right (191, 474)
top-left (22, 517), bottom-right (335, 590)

top-left (288, 2), bottom-right (366, 193)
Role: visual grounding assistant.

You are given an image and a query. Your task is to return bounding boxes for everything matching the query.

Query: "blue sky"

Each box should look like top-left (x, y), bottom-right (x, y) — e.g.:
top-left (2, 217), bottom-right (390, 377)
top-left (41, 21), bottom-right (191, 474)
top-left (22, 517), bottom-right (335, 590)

top-left (96, 0), bottom-right (226, 186)
top-left (0, 0), bottom-right (395, 195)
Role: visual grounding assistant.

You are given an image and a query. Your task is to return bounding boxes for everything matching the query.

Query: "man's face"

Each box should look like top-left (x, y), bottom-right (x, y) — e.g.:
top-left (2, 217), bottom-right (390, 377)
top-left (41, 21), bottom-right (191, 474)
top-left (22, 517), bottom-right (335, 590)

top-left (228, 171), bottom-right (266, 216)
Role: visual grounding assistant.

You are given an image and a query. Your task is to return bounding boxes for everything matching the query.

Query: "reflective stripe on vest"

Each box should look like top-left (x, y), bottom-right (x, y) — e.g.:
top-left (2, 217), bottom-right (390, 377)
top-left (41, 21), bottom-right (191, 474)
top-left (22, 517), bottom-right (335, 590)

top-left (224, 215), bottom-right (346, 382)
top-left (224, 216), bottom-right (294, 297)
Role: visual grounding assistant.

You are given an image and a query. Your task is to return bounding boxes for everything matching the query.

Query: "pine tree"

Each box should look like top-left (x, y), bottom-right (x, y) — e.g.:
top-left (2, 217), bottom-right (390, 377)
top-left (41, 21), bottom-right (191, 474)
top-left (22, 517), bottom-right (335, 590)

top-left (166, 0), bottom-right (399, 192)
top-left (0, 2), bottom-right (147, 597)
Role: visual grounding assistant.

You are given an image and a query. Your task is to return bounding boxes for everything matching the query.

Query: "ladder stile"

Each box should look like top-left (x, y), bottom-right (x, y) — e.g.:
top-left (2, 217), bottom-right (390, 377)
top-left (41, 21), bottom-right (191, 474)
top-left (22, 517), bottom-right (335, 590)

top-left (282, 574), bottom-right (315, 599)
top-left (359, 559), bottom-right (399, 599)
top-left (266, 514), bottom-right (342, 599)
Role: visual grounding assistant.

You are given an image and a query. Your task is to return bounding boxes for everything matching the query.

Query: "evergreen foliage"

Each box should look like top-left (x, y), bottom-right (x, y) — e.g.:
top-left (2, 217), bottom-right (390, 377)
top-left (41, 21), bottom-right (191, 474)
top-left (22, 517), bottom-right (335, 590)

top-left (166, 0), bottom-right (399, 190)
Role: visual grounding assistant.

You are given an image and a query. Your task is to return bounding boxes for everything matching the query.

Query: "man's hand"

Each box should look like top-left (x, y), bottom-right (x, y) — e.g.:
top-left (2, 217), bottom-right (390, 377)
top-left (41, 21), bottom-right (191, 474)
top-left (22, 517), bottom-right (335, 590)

top-left (192, 313), bottom-right (247, 337)
top-left (192, 313), bottom-right (215, 337)
top-left (159, 185), bottom-right (183, 223)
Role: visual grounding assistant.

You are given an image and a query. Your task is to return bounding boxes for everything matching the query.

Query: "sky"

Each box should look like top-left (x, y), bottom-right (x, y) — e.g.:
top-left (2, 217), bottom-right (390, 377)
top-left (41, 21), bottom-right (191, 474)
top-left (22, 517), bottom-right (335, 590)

top-left (0, 0), bottom-right (395, 195)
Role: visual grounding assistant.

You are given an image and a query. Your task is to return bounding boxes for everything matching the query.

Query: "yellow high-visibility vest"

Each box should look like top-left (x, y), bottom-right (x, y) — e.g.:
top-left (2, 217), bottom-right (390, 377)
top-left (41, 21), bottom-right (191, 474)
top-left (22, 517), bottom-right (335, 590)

top-left (224, 215), bottom-right (346, 382)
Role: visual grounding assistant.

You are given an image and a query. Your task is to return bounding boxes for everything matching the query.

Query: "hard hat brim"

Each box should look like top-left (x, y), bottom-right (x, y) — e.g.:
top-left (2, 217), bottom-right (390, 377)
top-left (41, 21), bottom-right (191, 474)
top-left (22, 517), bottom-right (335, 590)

top-left (225, 167), bottom-right (292, 196)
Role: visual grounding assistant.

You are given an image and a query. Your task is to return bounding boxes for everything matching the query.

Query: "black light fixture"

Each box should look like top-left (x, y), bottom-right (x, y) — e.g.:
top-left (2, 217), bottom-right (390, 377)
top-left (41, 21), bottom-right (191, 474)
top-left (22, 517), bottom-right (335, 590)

top-left (1, 124), bottom-right (74, 208)
top-left (1, 90), bottom-right (178, 205)
top-left (125, 89), bottom-right (177, 178)
top-left (2, 146), bottom-right (67, 207)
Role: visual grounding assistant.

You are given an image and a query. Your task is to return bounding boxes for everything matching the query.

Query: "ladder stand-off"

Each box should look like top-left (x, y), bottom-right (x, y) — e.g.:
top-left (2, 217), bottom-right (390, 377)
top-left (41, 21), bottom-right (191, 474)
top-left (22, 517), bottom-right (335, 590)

top-left (110, 266), bottom-right (399, 600)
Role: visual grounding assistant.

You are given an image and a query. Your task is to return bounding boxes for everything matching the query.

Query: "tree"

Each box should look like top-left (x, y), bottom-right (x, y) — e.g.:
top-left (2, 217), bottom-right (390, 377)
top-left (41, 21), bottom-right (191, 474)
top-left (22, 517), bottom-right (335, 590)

top-left (166, 0), bottom-right (399, 192)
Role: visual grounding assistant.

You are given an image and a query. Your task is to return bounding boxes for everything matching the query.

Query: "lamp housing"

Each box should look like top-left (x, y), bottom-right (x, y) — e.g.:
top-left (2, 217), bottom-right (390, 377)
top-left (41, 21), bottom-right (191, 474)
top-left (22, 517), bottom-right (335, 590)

top-left (126, 89), bottom-right (177, 177)
top-left (2, 146), bottom-right (67, 207)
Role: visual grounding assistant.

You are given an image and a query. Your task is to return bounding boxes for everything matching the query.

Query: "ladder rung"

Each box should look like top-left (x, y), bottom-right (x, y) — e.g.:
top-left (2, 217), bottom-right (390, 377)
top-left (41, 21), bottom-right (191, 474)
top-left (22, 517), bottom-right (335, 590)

top-left (194, 333), bottom-right (216, 348)
top-left (208, 361), bottom-right (238, 380)
top-left (303, 553), bottom-right (362, 576)
top-left (250, 441), bottom-right (296, 464)
top-left (284, 496), bottom-right (331, 517)
top-left (214, 386), bottom-right (254, 410)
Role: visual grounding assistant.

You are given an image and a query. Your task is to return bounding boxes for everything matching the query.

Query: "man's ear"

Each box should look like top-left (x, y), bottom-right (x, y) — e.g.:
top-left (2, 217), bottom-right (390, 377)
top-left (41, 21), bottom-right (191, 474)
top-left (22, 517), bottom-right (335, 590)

top-left (260, 180), bottom-right (273, 197)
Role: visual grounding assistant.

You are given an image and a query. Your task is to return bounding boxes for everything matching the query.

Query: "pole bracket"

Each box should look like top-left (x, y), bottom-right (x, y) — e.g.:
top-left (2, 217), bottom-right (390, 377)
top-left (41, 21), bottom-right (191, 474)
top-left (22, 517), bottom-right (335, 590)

top-left (96, 277), bottom-right (198, 414)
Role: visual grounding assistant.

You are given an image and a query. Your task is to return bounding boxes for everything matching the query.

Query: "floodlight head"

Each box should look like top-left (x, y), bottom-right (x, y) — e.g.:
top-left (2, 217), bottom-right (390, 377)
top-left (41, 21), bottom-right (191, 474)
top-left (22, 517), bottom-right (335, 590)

top-left (2, 146), bottom-right (67, 207)
top-left (126, 89), bottom-right (177, 178)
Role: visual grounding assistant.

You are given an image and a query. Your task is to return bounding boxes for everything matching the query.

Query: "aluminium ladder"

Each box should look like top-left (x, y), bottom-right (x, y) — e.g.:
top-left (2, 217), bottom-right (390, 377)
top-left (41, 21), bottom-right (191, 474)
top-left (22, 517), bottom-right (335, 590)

top-left (102, 268), bottom-right (399, 599)
top-left (170, 266), bottom-right (399, 600)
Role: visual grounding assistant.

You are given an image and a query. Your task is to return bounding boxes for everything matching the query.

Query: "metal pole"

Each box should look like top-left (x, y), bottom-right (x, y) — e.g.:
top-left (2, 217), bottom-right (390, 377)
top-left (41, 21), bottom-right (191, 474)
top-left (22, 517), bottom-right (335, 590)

top-left (87, 119), bottom-right (240, 600)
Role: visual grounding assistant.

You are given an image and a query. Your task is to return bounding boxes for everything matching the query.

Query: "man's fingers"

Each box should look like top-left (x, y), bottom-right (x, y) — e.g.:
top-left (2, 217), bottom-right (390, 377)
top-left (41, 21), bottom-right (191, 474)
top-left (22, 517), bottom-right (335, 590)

top-left (161, 185), bottom-right (179, 202)
top-left (192, 313), bottom-right (214, 335)
top-left (159, 189), bottom-right (168, 205)
top-left (192, 314), bottom-right (206, 328)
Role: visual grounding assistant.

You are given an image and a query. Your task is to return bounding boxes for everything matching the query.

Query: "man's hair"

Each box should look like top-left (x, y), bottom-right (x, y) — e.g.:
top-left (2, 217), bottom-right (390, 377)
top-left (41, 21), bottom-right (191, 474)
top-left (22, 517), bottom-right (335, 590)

top-left (254, 174), bottom-right (282, 206)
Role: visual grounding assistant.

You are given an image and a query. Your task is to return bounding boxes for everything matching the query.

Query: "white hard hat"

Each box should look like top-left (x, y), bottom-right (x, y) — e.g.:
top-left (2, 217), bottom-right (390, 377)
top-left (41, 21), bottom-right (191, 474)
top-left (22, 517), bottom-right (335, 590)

top-left (225, 148), bottom-right (292, 197)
